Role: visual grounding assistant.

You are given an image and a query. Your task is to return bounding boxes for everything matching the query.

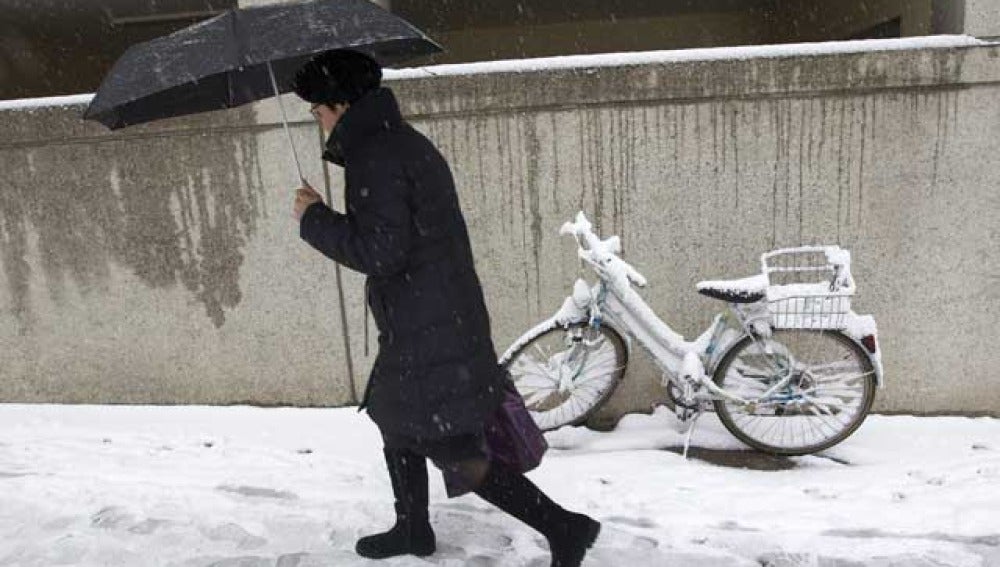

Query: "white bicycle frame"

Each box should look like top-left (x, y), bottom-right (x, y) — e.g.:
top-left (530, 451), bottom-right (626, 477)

top-left (501, 212), bottom-right (884, 417)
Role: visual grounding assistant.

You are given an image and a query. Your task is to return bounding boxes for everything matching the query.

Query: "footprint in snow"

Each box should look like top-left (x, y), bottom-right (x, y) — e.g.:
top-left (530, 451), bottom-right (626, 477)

top-left (383, 539), bottom-right (503, 566)
top-left (216, 484), bottom-right (299, 500)
top-left (436, 520), bottom-right (514, 552)
top-left (0, 470), bottom-right (34, 478)
top-left (88, 506), bottom-right (172, 535)
top-left (463, 554), bottom-right (505, 566)
top-left (204, 557), bottom-right (272, 567)
top-left (759, 550), bottom-right (863, 566)
top-left (273, 552), bottom-right (362, 567)
top-left (604, 516), bottom-right (659, 529)
top-left (716, 520), bottom-right (761, 532)
top-left (128, 517), bottom-right (172, 534)
top-left (906, 469), bottom-right (949, 486)
top-left (588, 547), bottom-right (746, 566)
top-left (586, 524), bottom-right (659, 551)
top-left (90, 506), bottom-right (135, 529)
top-left (201, 522), bottom-right (267, 550)
top-left (802, 486), bottom-right (839, 500)
top-left (169, 556), bottom-right (274, 567)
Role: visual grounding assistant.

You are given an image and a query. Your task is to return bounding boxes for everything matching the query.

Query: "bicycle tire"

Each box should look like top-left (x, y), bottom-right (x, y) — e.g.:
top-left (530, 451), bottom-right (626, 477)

top-left (501, 321), bottom-right (628, 431)
top-left (711, 330), bottom-right (877, 456)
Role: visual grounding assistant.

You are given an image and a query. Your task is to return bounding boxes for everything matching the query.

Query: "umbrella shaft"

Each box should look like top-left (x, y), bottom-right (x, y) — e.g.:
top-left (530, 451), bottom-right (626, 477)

top-left (267, 61), bottom-right (305, 185)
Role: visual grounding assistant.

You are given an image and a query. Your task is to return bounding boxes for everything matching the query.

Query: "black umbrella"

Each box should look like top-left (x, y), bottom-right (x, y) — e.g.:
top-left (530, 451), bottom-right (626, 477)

top-left (84, 0), bottom-right (442, 179)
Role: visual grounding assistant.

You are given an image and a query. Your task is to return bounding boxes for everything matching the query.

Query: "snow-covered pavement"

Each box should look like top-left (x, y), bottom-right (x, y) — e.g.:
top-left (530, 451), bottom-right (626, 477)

top-left (0, 403), bottom-right (997, 566)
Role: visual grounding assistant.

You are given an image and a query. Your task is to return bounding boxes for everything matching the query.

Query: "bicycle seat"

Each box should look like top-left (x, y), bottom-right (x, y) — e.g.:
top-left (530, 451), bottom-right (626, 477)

top-left (696, 274), bottom-right (768, 303)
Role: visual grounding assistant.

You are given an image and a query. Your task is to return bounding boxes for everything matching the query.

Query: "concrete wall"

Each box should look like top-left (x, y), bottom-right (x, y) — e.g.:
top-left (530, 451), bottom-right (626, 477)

top-left (964, 0), bottom-right (1000, 38)
top-left (934, 0), bottom-right (1000, 39)
top-left (934, 0), bottom-right (966, 35)
top-left (2, 42), bottom-right (999, 420)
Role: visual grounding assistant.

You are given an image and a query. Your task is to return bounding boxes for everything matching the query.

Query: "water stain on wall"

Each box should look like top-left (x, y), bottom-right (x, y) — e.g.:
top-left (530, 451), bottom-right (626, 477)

top-left (522, 113), bottom-right (544, 315)
top-left (0, 117), bottom-right (265, 333)
top-left (0, 172), bottom-right (33, 333)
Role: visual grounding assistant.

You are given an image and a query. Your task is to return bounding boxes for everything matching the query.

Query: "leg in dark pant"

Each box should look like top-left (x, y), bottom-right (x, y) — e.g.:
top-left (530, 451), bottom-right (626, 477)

top-left (355, 447), bottom-right (436, 559)
top-left (472, 461), bottom-right (601, 567)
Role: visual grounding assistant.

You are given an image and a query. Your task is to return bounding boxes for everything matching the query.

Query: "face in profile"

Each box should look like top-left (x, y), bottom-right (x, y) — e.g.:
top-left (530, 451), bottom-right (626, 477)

top-left (310, 102), bottom-right (350, 136)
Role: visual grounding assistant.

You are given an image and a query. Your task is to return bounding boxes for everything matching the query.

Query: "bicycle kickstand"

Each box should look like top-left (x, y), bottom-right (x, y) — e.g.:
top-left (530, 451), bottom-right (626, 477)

top-left (682, 407), bottom-right (705, 461)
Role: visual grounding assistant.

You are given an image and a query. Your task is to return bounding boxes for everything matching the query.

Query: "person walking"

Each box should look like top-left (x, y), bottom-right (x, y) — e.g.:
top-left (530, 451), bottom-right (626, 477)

top-left (290, 49), bottom-right (601, 566)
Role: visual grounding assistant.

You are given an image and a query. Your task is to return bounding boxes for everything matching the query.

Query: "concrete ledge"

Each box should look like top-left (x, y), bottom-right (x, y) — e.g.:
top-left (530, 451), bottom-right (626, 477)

top-left (389, 42), bottom-right (1000, 118)
top-left (3, 39), bottom-right (999, 148)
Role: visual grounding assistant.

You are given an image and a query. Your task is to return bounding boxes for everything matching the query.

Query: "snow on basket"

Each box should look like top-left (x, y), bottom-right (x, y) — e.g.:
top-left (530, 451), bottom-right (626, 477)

top-left (761, 246), bottom-right (855, 330)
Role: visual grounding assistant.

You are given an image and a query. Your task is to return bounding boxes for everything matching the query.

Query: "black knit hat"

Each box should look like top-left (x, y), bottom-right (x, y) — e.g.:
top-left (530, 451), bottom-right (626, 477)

top-left (292, 49), bottom-right (382, 105)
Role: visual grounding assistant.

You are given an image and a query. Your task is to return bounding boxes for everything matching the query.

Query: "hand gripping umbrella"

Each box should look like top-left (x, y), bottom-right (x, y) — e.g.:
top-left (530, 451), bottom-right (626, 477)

top-left (83, 0), bottom-right (442, 182)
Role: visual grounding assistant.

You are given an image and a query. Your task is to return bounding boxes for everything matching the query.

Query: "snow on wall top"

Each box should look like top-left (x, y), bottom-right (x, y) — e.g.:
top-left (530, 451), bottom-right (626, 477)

top-left (386, 35), bottom-right (988, 80)
top-left (0, 93), bottom-right (95, 112)
top-left (0, 35), bottom-right (988, 111)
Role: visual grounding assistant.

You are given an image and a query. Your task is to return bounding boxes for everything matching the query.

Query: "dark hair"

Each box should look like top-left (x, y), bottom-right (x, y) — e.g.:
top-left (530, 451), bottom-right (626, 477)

top-left (292, 49), bottom-right (382, 106)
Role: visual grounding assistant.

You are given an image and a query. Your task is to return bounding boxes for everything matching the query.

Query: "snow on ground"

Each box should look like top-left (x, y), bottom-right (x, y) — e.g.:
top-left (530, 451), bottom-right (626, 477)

top-left (0, 403), bottom-right (998, 566)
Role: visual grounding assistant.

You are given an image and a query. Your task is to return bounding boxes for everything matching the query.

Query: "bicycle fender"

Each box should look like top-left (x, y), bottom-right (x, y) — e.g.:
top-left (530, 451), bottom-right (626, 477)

top-left (498, 279), bottom-right (633, 365)
top-left (841, 332), bottom-right (885, 389)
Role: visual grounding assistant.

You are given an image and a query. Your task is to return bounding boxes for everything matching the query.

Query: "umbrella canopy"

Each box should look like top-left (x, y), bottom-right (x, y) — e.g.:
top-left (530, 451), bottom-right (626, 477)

top-left (83, 0), bottom-right (442, 130)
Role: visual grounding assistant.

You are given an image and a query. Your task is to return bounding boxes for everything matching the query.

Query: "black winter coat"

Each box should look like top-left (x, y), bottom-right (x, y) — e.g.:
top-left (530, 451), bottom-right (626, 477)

top-left (299, 87), bottom-right (505, 439)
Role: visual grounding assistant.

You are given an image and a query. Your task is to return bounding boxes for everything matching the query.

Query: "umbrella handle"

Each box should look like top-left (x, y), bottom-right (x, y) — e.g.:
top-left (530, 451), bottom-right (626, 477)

top-left (267, 61), bottom-right (306, 186)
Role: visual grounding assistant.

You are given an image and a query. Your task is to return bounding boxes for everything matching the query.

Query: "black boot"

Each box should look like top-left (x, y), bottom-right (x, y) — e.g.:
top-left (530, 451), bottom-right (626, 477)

top-left (474, 463), bottom-right (601, 567)
top-left (355, 447), bottom-right (436, 559)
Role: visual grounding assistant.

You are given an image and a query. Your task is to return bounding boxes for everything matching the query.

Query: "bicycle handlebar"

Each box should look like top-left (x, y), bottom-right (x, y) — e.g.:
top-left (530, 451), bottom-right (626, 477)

top-left (560, 212), bottom-right (647, 288)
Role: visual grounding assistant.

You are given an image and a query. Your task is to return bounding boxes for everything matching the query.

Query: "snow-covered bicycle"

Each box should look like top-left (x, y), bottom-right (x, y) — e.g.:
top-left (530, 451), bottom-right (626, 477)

top-left (500, 212), bottom-right (884, 456)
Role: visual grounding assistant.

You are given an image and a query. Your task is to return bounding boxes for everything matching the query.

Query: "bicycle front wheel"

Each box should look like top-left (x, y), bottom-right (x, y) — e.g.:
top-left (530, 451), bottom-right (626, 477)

top-left (502, 322), bottom-right (627, 431)
top-left (712, 330), bottom-right (877, 456)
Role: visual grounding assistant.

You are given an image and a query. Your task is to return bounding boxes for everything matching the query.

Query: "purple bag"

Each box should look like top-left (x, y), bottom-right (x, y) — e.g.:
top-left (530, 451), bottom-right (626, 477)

top-left (483, 375), bottom-right (548, 473)
top-left (442, 375), bottom-right (548, 497)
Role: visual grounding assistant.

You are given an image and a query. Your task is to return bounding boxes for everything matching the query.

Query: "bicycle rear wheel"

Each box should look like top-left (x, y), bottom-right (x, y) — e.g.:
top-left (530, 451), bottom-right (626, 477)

top-left (502, 322), bottom-right (627, 431)
top-left (712, 330), bottom-right (876, 456)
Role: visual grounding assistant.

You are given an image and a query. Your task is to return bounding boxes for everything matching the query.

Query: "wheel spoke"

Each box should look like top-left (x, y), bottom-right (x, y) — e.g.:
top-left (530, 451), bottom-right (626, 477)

top-left (523, 391), bottom-right (551, 408)
top-left (575, 366), bottom-right (624, 387)
top-left (515, 369), bottom-right (555, 389)
top-left (513, 355), bottom-right (556, 383)
top-left (532, 343), bottom-right (550, 361)
top-left (810, 370), bottom-right (874, 385)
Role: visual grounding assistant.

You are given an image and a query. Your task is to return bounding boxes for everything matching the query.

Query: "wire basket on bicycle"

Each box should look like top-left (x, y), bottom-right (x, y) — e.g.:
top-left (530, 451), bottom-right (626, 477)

top-left (761, 246), bottom-right (855, 330)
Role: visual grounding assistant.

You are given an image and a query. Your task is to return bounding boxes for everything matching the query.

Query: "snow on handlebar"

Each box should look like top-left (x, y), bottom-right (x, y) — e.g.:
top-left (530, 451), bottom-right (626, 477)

top-left (560, 212), bottom-right (647, 288)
